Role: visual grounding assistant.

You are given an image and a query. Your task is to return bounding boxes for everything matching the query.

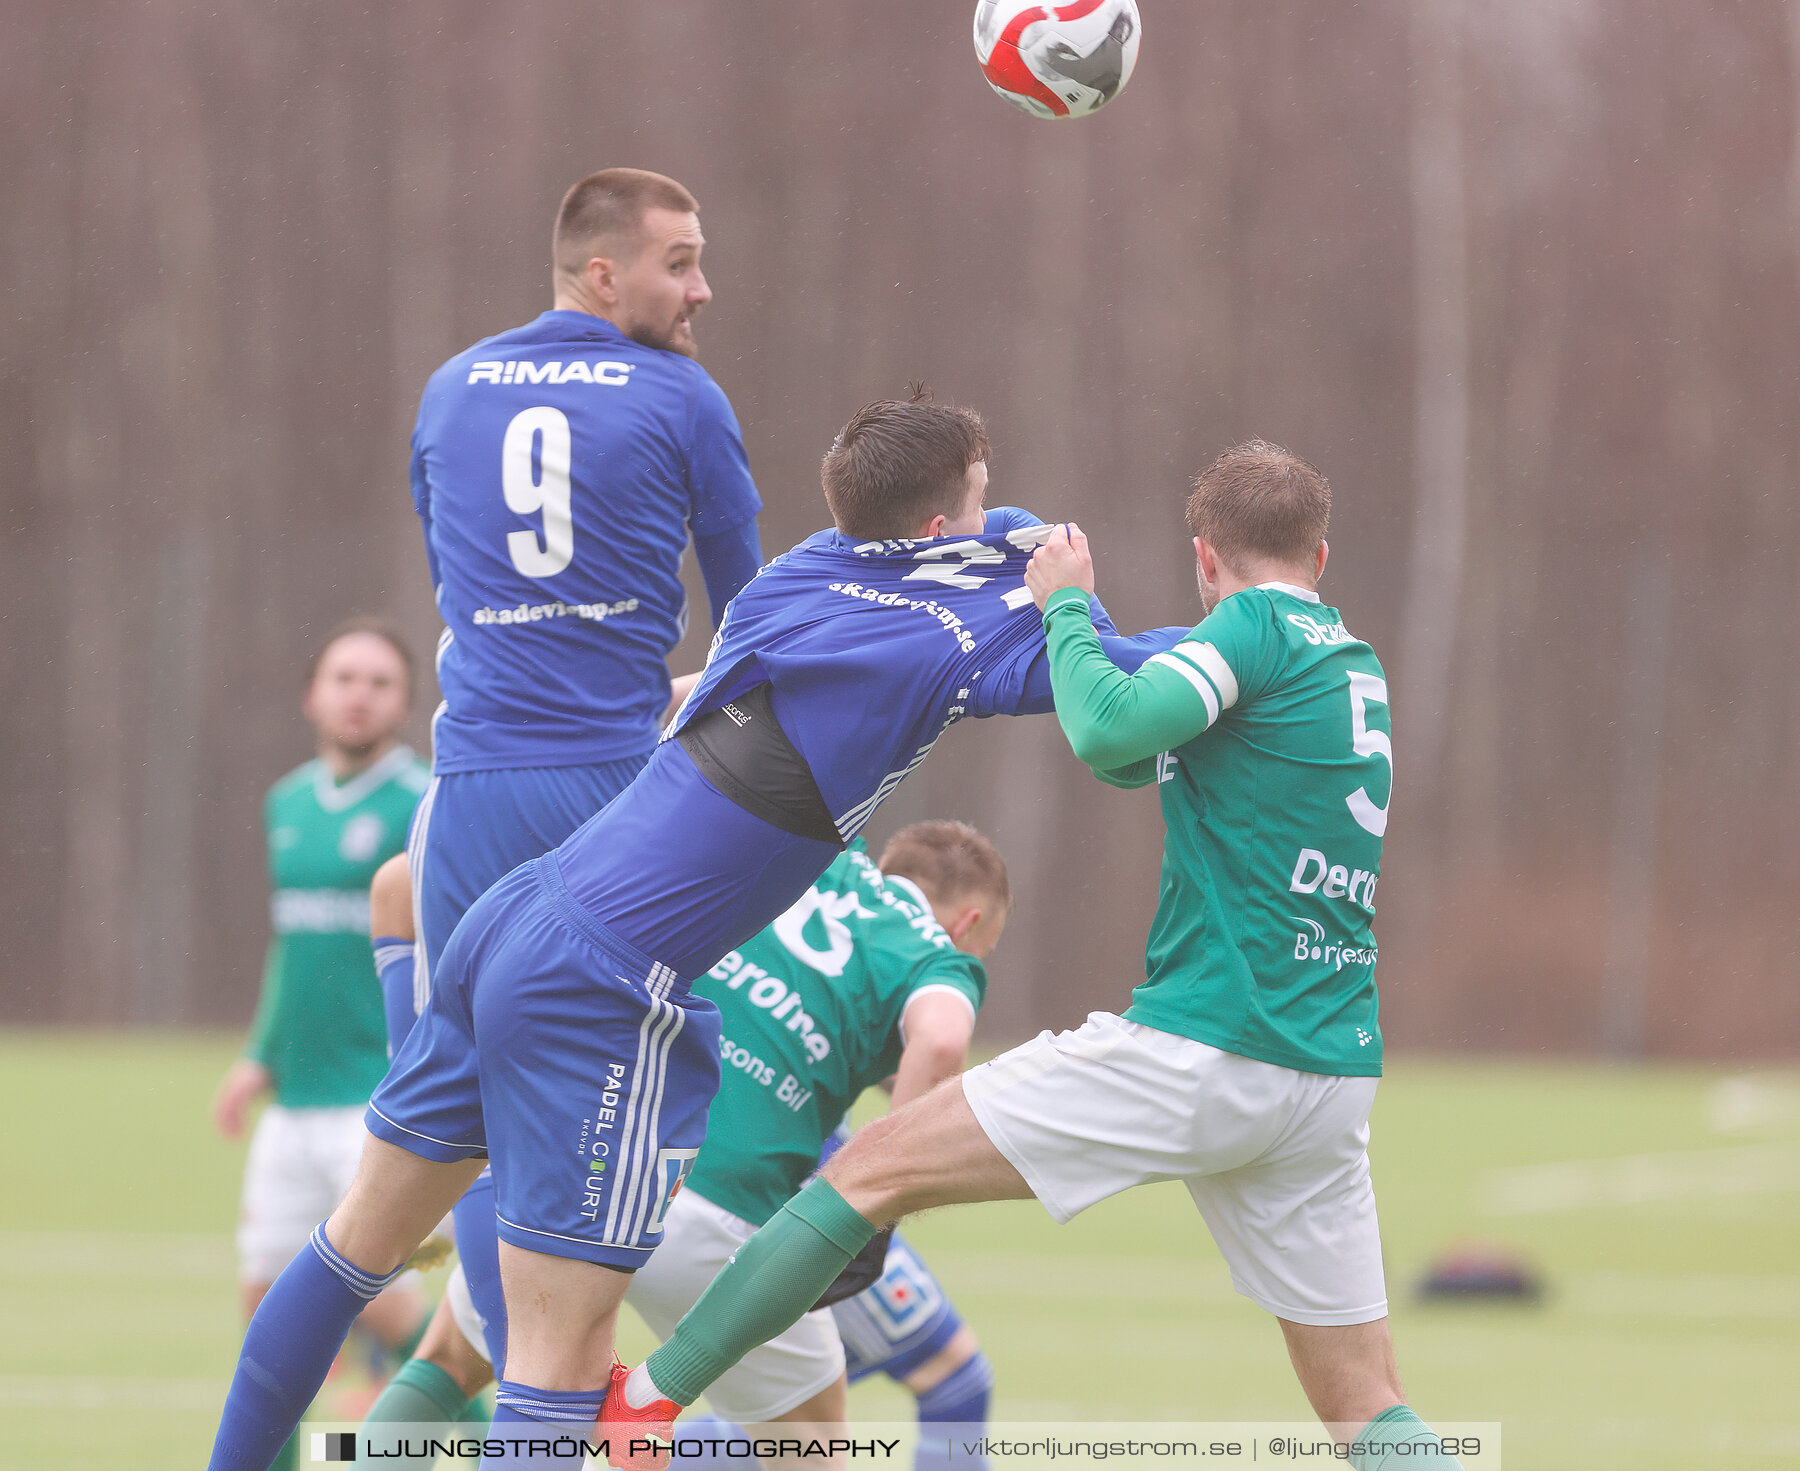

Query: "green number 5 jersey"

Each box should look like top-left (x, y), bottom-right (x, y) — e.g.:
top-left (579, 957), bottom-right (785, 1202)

top-left (1042, 581), bottom-right (1391, 1077)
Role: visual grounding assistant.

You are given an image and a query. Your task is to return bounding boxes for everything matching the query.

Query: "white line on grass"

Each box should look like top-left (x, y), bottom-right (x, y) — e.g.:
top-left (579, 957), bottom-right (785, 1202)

top-left (1482, 1144), bottom-right (1800, 1213)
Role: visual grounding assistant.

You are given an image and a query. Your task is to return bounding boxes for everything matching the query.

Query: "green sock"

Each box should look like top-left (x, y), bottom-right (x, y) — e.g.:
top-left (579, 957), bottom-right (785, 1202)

top-left (458, 1386), bottom-right (494, 1426)
top-left (1351, 1404), bottom-right (1464, 1471)
top-left (644, 1178), bottom-right (876, 1406)
top-left (270, 1430), bottom-right (298, 1471)
top-left (362, 1358), bottom-right (475, 1469)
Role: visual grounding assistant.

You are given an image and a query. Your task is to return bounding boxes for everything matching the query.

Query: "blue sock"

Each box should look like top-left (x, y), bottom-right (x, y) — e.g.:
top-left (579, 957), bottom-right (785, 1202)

top-left (916, 1349), bottom-right (992, 1423)
top-left (483, 1381), bottom-right (608, 1466)
top-left (916, 1352), bottom-right (993, 1471)
top-left (207, 1224), bottom-right (404, 1471)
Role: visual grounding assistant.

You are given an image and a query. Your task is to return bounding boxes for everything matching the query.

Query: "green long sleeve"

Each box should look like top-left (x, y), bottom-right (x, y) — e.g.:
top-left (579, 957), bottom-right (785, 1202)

top-left (1043, 586), bottom-right (1215, 781)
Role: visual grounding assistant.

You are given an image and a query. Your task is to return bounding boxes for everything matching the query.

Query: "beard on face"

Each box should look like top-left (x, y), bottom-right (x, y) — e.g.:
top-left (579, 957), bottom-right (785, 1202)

top-left (327, 731), bottom-right (385, 762)
top-left (627, 318), bottom-right (698, 359)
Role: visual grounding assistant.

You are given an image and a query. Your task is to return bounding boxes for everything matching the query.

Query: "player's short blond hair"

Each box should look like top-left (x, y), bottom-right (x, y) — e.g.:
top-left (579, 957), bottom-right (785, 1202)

top-left (878, 820), bottom-right (1010, 914)
top-left (553, 168), bottom-right (699, 278)
top-left (1185, 439), bottom-right (1330, 568)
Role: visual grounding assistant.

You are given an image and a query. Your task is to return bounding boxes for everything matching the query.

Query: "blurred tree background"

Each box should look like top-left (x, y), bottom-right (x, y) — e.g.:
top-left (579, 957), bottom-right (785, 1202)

top-left (2, 1), bottom-right (1794, 1055)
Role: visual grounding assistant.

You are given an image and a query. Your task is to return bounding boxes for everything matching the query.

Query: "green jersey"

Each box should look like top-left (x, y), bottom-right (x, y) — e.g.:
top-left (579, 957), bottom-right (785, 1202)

top-left (245, 746), bottom-right (429, 1107)
top-left (685, 843), bottom-right (987, 1226)
top-left (1043, 581), bottom-right (1390, 1077)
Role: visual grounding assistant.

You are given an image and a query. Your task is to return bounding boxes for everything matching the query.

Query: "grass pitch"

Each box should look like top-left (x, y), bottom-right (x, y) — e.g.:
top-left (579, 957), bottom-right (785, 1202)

top-left (4, 1031), bottom-right (1797, 1469)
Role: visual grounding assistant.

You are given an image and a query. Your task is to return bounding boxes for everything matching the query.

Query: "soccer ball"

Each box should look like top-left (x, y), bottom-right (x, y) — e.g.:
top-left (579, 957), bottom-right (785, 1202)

top-left (973, 0), bottom-right (1141, 121)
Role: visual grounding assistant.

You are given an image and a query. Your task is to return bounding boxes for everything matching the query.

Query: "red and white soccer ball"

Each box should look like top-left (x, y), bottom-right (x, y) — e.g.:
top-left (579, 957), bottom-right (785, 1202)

top-left (973, 0), bottom-right (1142, 121)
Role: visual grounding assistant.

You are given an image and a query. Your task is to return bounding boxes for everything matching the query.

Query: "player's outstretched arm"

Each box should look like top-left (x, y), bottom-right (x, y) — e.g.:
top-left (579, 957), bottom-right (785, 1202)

top-left (1025, 526), bottom-right (1215, 774)
top-left (889, 992), bottom-right (977, 1110)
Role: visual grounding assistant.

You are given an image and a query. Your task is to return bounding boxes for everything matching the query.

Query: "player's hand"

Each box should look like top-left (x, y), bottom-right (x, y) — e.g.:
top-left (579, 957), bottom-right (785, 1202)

top-left (211, 1059), bottom-right (271, 1140)
top-left (1024, 523), bottom-right (1096, 609)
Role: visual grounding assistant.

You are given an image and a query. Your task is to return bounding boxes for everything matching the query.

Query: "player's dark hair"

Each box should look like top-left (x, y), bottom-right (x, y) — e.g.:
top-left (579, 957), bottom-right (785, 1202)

top-left (821, 387), bottom-right (991, 540)
top-left (878, 820), bottom-right (1011, 913)
top-left (1185, 439), bottom-right (1331, 569)
top-left (554, 168), bottom-right (700, 277)
top-left (304, 616), bottom-right (415, 704)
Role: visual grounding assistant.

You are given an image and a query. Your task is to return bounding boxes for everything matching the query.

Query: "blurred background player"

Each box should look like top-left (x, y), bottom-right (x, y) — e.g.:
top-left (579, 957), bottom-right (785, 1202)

top-left (359, 821), bottom-right (1006, 1470)
top-left (401, 164), bottom-right (765, 1361)
top-left (209, 618), bottom-right (432, 1471)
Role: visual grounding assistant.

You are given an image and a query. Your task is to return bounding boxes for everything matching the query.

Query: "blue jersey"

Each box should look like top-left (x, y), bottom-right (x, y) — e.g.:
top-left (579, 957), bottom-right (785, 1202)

top-left (412, 310), bottom-right (763, 773)
top-left (670, 506), bottom-right (1076, 840)
top-left (554, 508), bottom-right (1181, 979)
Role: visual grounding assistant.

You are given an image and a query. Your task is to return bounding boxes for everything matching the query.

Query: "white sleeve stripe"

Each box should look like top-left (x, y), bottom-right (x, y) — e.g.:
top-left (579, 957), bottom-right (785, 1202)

top-left (897, 983), bottom-right (978, 1046)
top-left (1147, 651), bottom-right (1220, 726)
top-left (1175, 640), bottom-right (1239, 708)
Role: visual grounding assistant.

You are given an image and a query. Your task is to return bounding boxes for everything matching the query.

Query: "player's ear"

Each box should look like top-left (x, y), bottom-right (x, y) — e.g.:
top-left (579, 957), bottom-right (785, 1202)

top-left (1315, 540), bottom-right (1329, 581)
top-left (587, 254), bottom-right (617, 305)
top-left (941, 905), bottom-right (982, 950)
top-left (920, 512), bottom-right (949, 539)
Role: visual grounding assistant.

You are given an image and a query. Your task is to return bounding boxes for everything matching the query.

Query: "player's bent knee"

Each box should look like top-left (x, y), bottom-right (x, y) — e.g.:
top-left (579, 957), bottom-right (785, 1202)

top-left (326, 1138), bottom-right (483, 1274)
top-left (823, 1079), bottom-right (1021, 1221)
top-left (820, 1110), bottom-right (937, 1220)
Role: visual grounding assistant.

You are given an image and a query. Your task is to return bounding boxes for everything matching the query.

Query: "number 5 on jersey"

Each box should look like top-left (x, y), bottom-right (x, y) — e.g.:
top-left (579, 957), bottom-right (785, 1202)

top-left (502, 406), bottom-right (574, 578)
top-left (1344, 670), bottom-right (1391, 837)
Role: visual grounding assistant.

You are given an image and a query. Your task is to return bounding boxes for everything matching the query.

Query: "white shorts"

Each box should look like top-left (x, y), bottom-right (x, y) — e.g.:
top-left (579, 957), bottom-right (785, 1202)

top-left (964, 1012), bottom-right (1387, 1326)
top-left (237, 1104), bottom-right (368, 1284)
top-left (445, 1260), bottom-right (493, 1365)
top-left (627, 1187), bottom-right (845, 1422)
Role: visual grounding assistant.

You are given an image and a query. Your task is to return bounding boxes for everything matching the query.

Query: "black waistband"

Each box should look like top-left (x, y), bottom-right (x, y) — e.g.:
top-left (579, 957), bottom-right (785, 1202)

top-left (676, 684), bottom-right (842, 846)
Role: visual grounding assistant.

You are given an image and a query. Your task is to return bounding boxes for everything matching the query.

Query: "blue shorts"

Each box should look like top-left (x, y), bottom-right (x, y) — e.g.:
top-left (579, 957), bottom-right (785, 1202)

top-left (407, 755), bottom-right (649, 987)
top-left (367, 852), bottom-right (721, 1269)
top-left (830, 1231), bottom-right (964, 1380)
